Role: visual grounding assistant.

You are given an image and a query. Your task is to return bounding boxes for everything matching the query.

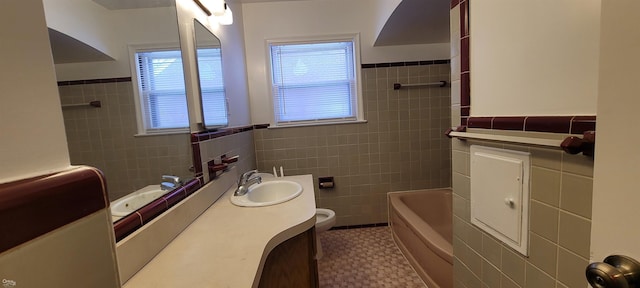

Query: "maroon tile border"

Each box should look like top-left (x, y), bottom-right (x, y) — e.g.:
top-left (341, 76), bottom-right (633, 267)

top-left (571, 116), bottom-right (597, 134)
top-left (191, 143), bottom-right (202, 174)
top-left (164, 187), bottom-right (187, 207)
top-left (57, 77), bottom-right (132, 86)
top-left (451, 0), bottom-right (460, 9)
top-left (138, 198), bottom-right (168, 223)
top-left (467, 117), bottom-right (492, 129)
top-left (113, 213), bottom-right (142, 241)
top-left (492, 117), bottom-right (526, 131)
top-left (460, 0), bottom-right (469, 37)
top-left (461, 38), bottom-right (470, 73)
top-left (466, 116), bottom-right (596, 134)
top-left (461, 73), bottom-right (470, 106)
top-left (524, 116), bottom-right (573, 133)
top-left (191, 124), bottom-right (261, 143)
top-left (0, 166), bottom-right (108, 253)
top-left (113, 178), bottom-right (201, 242)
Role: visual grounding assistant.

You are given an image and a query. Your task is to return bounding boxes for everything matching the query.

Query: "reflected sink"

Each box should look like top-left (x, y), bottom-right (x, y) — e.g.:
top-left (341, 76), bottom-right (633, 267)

top-left (230, 180), bottom-right (303, 207)
top-left (111, 186), bottom-right (166, 217)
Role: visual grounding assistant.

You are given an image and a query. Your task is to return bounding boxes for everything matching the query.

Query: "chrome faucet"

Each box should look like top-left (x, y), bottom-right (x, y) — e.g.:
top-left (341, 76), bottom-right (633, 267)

top-left (161, 175), bottom-right (182, 191)
top-left (234, 170), bottom-right (262, 196)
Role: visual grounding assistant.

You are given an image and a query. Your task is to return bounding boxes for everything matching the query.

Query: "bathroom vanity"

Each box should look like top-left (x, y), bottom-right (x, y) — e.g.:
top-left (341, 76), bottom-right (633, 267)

top-left (120, 173), bottom-right (318, 287)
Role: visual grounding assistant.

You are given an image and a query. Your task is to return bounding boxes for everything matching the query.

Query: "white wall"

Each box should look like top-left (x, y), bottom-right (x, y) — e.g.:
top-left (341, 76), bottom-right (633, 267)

top-left (43, 0), bottom-right (118, 60)
top-left (242, 0), bottom-right (450, 124)
top-left (470, 0), bottom-right (601, 117)
top-left (50, 5), bottom-right (181, 81)
top-left (0, 0), bottom-right (71, 183)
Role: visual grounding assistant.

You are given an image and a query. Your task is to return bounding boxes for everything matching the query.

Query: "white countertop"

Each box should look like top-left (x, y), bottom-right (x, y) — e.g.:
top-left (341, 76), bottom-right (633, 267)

top-left (122, 174), bottom-right (316, 288)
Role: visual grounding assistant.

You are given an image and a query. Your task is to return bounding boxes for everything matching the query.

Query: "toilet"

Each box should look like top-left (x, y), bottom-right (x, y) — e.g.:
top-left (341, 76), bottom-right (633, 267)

top-left (315, 208), bottom-right (336, 259)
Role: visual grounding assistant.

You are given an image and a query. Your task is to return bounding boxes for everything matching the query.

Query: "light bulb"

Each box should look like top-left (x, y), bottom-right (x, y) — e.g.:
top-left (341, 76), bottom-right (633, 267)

top-left (218, 5), bottom-right (233, 25)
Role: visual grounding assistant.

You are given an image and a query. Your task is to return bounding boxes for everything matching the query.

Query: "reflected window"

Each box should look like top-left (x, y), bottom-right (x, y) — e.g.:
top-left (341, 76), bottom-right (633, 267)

top-left (195, 47), bottom-right (227, 127)
top-left (132, 45), bottom-right (228, 134)
top-left (136, 49), bottom-right (188, 131)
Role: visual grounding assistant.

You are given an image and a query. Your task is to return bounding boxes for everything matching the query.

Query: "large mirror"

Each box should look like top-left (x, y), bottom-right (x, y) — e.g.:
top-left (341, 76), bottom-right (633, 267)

top-left (47, 0), bottom-right (194, 224)
top-left (193, 19), bottom-right (228, 129)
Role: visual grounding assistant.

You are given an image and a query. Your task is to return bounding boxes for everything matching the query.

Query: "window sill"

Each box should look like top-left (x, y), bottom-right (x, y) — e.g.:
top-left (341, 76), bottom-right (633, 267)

top-left (134, 130), bottom-right (190, 137)
top-left (268, 120), bottom-right (368, 129)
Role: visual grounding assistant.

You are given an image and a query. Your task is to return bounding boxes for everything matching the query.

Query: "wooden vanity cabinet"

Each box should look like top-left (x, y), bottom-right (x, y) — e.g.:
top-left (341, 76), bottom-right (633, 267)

top-left (258, 227), bottom-right (319, 288)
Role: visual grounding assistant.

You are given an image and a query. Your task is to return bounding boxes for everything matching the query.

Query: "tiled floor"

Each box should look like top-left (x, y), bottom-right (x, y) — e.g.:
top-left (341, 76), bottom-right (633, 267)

top-left (317, 226), bottom-right (426, 288)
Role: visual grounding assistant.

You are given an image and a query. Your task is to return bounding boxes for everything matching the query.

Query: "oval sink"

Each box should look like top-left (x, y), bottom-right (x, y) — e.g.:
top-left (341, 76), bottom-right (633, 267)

top-left (111, 187), bottom-right (166, 216)
top-left (230, 180), bottom-right (303, 207)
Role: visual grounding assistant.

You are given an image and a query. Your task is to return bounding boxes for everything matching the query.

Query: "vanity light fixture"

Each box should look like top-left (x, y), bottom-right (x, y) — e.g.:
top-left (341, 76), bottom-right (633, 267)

top-left (217, 4), bottom-right (233, 25)
top-left (193, 0), bottom-right (233, 25)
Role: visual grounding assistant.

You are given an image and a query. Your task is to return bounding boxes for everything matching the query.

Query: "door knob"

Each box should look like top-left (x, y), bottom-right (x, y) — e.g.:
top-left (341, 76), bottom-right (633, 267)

top-left (586, 255), bottom-right (640, 288)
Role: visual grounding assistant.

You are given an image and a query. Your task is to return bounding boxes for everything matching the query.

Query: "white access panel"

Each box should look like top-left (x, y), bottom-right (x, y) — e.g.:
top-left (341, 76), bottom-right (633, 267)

top-left (470, 145), bottom-right (530, 256)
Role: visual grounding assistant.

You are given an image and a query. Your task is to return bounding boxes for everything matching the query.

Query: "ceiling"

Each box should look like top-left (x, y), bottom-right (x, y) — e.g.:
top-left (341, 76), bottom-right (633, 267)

top-left (91, 0), bottom-right (450, 45)
top-left (375, 0), bottom-right (450, 46)
top-left (52, 0), bottom-right (448, 63)
top-left (48, 29), bottom-right (114, 64)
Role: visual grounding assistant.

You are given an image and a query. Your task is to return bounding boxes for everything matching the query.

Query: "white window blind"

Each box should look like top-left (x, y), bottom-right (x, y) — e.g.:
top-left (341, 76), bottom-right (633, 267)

top-left (135, 47), bottom-right (228, 133)
top-left (269, 40), bottom-right (358, 125)
top-left (196, 47), bottom-right (228, 127)
top-left (137, 50), bottom-right (188, 131)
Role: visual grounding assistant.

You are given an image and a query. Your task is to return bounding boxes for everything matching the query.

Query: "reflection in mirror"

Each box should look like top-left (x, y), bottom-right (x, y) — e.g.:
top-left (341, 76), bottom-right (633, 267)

top-left (193, 19), bottom-right (228, 129)
top-left (48, 1), bottom-right (193, 225)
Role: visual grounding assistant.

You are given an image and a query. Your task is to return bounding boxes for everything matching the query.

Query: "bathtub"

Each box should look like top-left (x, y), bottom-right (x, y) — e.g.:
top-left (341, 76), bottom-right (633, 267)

top-left (388, 189), bottom-right (453, 288)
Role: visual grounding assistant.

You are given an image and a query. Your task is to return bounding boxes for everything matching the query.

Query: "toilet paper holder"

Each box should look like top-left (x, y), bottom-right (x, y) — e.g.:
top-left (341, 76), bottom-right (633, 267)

top-left (586, 255), bottom-right (640, 288)
top-left (318, 177), bottom-right (334, 189)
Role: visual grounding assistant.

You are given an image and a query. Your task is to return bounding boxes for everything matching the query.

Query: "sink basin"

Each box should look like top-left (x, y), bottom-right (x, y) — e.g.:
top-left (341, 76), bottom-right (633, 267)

top-left (111, 186), bottom-right (167, 216)
top-left (230, 180), bottom-right (303, 207)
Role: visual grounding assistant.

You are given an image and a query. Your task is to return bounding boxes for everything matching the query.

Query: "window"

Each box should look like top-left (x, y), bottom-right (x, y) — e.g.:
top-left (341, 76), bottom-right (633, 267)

top-left (268, 35), bottom-right (363, 127)
top-left (132, 46), bottom-right (228, 134)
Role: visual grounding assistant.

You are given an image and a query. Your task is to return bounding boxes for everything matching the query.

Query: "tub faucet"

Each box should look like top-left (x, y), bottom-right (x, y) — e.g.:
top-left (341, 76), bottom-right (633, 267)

top-left (234, 170), bottom-right (262, 196)
top-left (161, 175), bottom-right (182, 191)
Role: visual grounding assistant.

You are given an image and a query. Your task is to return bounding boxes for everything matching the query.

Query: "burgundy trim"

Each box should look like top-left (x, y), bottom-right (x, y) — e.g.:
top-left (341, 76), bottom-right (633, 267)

top-left (163, 187), bottom-right (187, 207)
top-left (184, 179), bottom-right (201, 196)
top-left (460, 0), bottom-right (469, 37)
top-left (191, 124), bottom-right (256, 142)
top-left (57, 77), bottom-right (132, 86)
top-left (461, 107), bottom-right (470, 117)
top-left (253, 124), bottom-right (270, 129)
top-left (461, 73), bottom-right (470, 106)
top-left (451, 0), bottom-right (460, 9)
top-left (467, 117), bottom-right (492, 129)
top-left (112, 178), bottom-right (201, 241)
top-left (0, 167), bottom-right (107, 253)
top-left (461, 38), bottom-right (470, 72)
top-left (191, 143), bottom-right (202, 174)
top-left (461, 117), bottom-right (468, 126)
top-left (571, 116), bottom-right (597, 134)
top-left (524, 116), bottom-right (573, 133)
top-left (361, 60), bottom-right (450, 69)
top-left (492, 117), bottom-right (526, 131)
top-left (138, 198), bottom-right (168, 223)
top-left (113, 213), bottom-right (143, 241)
top-left (465, 116), bottom-right (596, 134)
